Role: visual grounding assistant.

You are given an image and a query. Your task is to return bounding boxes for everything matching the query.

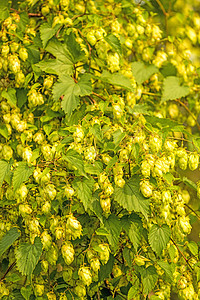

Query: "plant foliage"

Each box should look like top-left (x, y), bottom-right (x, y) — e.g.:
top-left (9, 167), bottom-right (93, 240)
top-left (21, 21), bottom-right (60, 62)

top-left (0, 0), bottom-right (200, 299)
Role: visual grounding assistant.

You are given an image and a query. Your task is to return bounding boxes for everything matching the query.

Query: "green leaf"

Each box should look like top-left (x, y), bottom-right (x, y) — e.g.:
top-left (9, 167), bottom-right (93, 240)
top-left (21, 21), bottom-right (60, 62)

top-left (53, 74), bottom-right (92, 115)
top-left (149, 224), bottom-right (171, 255)
top-left (141, 266), bottom-right (158, 295)
top-left (2, 88), bottom-right (17, 107)
top-left (123, 247), bottom-right (132, 267)
top-left (15, 237), bottom-right (43, 277)
top-left (103, 215), bottom-right (121, 250)
top-left (113, 129), bottom-right (126, 147)
top-left (40, 108), bottom-right (63, 123)
top-left (21, 286), bottom-right (33, 300)
top-left (104, 34), bottom-right (122, 55)
top-left (36, 39), bottom-right (73, 75)
top-left (150, 296), bottom-right (161, 300)
top-left (197, 267), bottom-right (200, 282)
top-left (6, 273), bottom-right (21, 283)
top-left (9, 290), bottom-right (25, 300)
top-left (16, 89), bottom-right (28, 108)
top-left (0, 124), bottom-right (9, 139)
top-left (157, 261), bottom-right (173, 282)
top-left (160, 63), bottom-right (177, 77)
top-left (105, 156), bottom-right (118, 173)
top-left (0, 0), bottom-right (10, 21)
top-left (46, 38), bottom-right (72, 61)
top-left (182, 177), bottom-right (197, 191)
top-left (0, 160), bottom-right (11, 187)
top-left (0, 7), bottom-right (9, 21)
top-left (84, 161), bottom-right (103, 175)
top-left (36, 59), bottom-right (72, 76)
top-left (39, 23), bottom-right (61, 48)
top-left (131, 62), bottom-right (158, 85)
top-left (43, 124), bottom-right (53, 135)
top-left (12, 162), bottom-right (35, 192)
top-left (64, 32), bottom-right (85, 63)
top-left (122, 214), bottom-right (143, 251)
top-left (161, 76), bottom-right (190, 102)
top-left (30, 148), bottom-right (40, 162)
top-left (114, 176), bottom-right (149, 218)
top-left (89, 124), bottom-right (103, 141)
top-left (145, 115), bottom-right (184, 132)
top-left (127, 104), bottom-right (151, 115)
top-left (72, 177), bottom-right (94, 210)
top-left (187, 241), bottom-right (198, 256)
top-left (26, 45), bottom-right (40, 64)
top-left (162, 172), bottom-right (174, 185)
top-left (96, 227), bottom-right (110, 236)
top-left (127, 280), bottom-right (140, 300)
top-left (63, 149), bottom-right (86, 177)
top-left (99, 254), bottom-right (115, 282)
top-left (0, 227), bottom-right (20, 257)
top-left (101, 71), bottom-right (133, 90)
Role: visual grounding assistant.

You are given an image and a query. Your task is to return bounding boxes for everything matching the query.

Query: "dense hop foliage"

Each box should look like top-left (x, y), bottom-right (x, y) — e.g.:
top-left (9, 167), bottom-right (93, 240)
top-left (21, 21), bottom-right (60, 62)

top-left (1, 0), bottom-right (200, 299)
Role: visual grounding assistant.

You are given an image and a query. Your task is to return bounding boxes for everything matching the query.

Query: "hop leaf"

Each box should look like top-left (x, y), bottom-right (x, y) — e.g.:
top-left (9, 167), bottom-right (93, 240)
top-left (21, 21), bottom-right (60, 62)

top-left (0, 227), bottom-right (20, 257)
top-left (114, 176), bottom-right (150, 218)
top-left (12, 162), bottom-right (35, 192)
top-left (15, 237), bottom-right (43, 277)
top-left (148, 224), bottom-right (171, 255)
top-left (53, 74), bottom-right (92, 116)
top-left (131, 62), bottom-right (158, 84)
top-left (161, 76), bottom-right (190, 102)
top-left (0, 160), bottom-right (11, 187)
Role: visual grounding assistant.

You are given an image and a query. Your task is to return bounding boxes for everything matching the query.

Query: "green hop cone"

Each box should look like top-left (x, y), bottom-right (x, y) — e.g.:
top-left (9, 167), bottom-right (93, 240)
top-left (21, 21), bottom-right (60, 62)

top-left (46, 243), bottom-right (58, 265)
top-left (41, 230), bottom-right (52, 250)
top-left (188, 153), bottom-right (199, 170)
top-left (66, 215), bottom-right (82, 239)
top-left (34, 284), bottom-right (44, 297)
top-left (19, 47), bottom-right (28, 61)
top-left (134, 255), bottom-right (146, 266)
top-left (59, 294), bottom-right (68, 300)
top-left (47, 292), bottom-right (56, 300)
top-left (176, 148), bottom-right (188, 170)
top-left (149, 134), bottom-right (162, 153)
top-left (98, 243), bottom-right (110, 265)
top-left (0, 282), bottom-right (9, 297)
top-left (141, 160), bottom-right (151, 177)
top-left (41, 260), bottom-right (49, 273)
top-left (90, 257), bottom-right (101, 273)
top-left (140, 180), bottom-right (153, 198)
top-left (78, 266), bottom-right (93, 286)
top-left (61, 242), bottom-right (75, 265)
top-left (63, 267), bottom-right (73, 282)
top-left (112, 265), bottom-right (122, 277)
top-left (74, 283), bottom-right (86, 297)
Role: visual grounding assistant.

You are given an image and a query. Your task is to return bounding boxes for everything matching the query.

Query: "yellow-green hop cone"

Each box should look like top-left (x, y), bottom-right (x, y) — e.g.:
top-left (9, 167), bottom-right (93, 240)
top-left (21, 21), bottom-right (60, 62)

top-left (78, 266), bottom-right (92, 286)
top-left (61, 242), bottom-right (75, 265)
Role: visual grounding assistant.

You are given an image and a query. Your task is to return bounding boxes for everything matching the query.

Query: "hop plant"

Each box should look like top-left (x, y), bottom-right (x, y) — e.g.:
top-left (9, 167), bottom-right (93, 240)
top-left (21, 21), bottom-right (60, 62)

top-left (0, 0), bottom-right (200, 298)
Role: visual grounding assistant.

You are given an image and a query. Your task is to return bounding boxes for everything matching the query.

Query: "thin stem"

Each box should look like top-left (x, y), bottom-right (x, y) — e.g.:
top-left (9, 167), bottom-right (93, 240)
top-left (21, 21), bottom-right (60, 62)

top-left (92, 92), bottom-right (107, 101)
top-left (155, 0), bottom-right (167, 15)
top-left (175, 98), bottom-right (200, 131)
top-left (155, 0), bottom-right (169, 35)
top-left (0, 261), bottom-right (16, 281)
top-left (77, 29), bottom-right (92, 71)
top-left (185, 203), bottom-right (200, 221)
top-left (116, 292), bottom-right (127, 299)
top-left (28, 13), bottom-right (42, 17)
top-left (170, 238), bottom-right (193, 270)
top-left (142, 91), bottom-right (160, 96)
top-left (97, 289), bottom-right (100, 300)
